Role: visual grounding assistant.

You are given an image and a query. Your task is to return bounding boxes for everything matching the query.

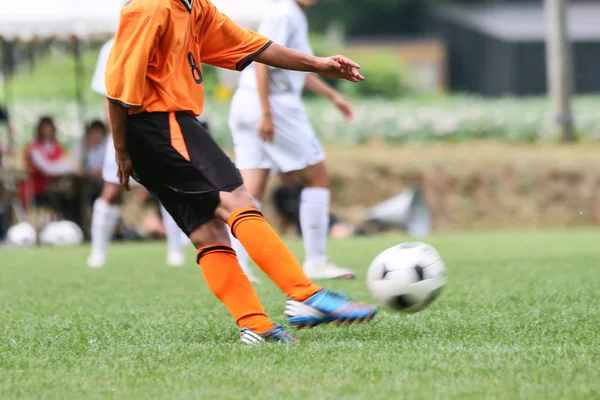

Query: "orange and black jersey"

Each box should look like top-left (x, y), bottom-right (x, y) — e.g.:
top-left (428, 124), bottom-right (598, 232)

top-left (105, 0), bottom-right (272, 116)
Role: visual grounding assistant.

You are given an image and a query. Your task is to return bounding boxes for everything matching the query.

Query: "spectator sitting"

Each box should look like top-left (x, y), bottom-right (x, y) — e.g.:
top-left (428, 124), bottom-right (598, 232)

top-left (272, 172), bottom-right (366, 239)
top-left (77, 120), bottom-right (107, 179)
top-left (73, 120), bottom-right (108, 205)
top-left (19, 116), bottom-right (80, 222)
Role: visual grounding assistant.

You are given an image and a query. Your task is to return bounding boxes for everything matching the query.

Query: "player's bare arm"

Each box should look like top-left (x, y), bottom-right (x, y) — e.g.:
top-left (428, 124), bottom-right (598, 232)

top-left (255, 63), bottom-right (275, 141)
top-left (107, 101), bottom-right (135, 190)
top-left (251, 43), bottom-right (364, 82)
top-left (304, 74), bottom-right (355, 121)
top-left (103, 98), bottom-right (112, 127)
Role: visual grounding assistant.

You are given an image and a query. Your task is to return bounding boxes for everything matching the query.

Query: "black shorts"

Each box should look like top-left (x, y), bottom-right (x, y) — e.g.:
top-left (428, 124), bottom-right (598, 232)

top-left (126, 111), bottom-right (243, 235)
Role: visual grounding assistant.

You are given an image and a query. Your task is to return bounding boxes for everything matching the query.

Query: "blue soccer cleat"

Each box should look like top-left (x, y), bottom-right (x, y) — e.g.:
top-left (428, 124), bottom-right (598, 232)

top-left (284, 289), bottom-right (378, 329)
top-left (240, 325), bottom-right (299, 344)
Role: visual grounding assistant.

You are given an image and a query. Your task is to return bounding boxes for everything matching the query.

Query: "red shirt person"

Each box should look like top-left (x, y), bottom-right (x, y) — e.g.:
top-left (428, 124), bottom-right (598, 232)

top-left (19, 116), bottom-right (77, 207)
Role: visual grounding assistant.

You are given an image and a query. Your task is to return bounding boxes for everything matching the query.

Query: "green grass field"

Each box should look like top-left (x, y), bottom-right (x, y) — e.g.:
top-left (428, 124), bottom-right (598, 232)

top-left (1, 230), bottom-right (599, 399)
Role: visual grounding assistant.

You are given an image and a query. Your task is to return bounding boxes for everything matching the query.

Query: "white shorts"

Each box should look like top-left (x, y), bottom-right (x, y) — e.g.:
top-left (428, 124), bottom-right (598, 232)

top-left (102, 135), bottom-right (139, 186)
top-left (229, 89), bottom-right (325, 173)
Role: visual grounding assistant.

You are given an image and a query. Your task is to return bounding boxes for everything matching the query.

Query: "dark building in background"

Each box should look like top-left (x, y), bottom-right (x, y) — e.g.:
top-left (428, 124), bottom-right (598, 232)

top-left (429, 2), bottom-right (600, 96)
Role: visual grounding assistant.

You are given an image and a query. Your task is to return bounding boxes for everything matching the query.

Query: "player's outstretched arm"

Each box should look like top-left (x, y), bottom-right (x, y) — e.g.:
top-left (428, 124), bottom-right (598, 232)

top-left (251, 43), bottom-right (364, 83)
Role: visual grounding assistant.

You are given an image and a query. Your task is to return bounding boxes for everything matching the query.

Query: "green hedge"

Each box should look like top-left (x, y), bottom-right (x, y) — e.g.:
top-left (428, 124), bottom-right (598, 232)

top-left (337, 53), bottom-right (415, 99)
top-left (9, 96), bottom-right (600, 148)
top-left (309, 36), bottom-right (415, 99)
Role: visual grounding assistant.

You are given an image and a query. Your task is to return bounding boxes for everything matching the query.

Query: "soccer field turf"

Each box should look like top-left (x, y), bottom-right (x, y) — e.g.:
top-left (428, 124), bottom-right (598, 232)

top-left (1, 230), bottom-right (599, 399)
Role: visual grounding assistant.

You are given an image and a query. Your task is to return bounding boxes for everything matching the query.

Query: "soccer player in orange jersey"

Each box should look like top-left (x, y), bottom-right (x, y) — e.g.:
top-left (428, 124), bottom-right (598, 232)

top-left (105, 0), bottom-right (377, 343)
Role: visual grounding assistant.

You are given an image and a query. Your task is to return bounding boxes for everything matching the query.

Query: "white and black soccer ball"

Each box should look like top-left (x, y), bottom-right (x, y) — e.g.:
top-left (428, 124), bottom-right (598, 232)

top-left (367, 242), bottom-right (446, 313)
top-left (7, 222), bottom-right (37, 247)
top-left (39, 220), bottom-right (84, 247)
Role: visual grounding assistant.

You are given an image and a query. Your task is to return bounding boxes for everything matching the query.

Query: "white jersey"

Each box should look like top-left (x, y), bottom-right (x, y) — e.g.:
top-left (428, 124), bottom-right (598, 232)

top-left (91, 38), bottom-right (114, 96)
top-left (90, 39), bottom-right (124, 184)
top-left (237, 0), bottom-right (313, 97)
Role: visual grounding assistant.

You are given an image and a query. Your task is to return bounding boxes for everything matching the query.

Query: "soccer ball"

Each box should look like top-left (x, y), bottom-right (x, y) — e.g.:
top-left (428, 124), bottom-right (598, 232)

top-left (7, 222), bottom-right (37, 247)
top-left (39, 221), bottom-right (84, 247)
top-left (367, 242), bottom-right (446, 313)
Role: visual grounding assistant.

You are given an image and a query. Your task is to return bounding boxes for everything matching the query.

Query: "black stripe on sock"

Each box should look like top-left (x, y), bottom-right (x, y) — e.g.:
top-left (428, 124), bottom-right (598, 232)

top-left (197, 245), bottom-right (235, 263)
top-left (230, 210), bottom-right (264, 238)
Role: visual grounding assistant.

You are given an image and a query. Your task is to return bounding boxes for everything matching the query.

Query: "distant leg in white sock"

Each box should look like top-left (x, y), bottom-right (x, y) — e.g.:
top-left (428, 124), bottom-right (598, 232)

top-left (161, 205), bottom-right (187, 267)
top-left (299, 187), bottom-right (330, 275)
top-left (88, 198), bottom-right (121, 268)
top-left (228, 199), bottom-right (261, 283)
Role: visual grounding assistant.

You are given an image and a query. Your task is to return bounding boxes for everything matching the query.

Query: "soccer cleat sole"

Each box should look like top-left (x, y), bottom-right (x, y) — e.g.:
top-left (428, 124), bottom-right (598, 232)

top-left (330, 314), bottom-right (377, 325)
top-left (289, 314), bottom-right (376, 329)
top-left (286, 315), bottom-right (330, 329)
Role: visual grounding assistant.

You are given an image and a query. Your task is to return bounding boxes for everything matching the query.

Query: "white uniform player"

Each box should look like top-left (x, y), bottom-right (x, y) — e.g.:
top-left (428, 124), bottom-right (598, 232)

top-left (230, 3), bottom-right (323, 173)
top-left (87, 38), bottom-right (188, 268)
top-left (228, 0), bottom-right (356, 280)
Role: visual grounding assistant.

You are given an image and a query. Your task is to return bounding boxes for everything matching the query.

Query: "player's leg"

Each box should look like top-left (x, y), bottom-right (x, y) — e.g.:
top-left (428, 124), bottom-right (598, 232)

top-left (263, 104), bottom-right (355, 280)
top-left (228, 102), bottom-right (275, 283)
top-left (215, 186), bottom-right (377, 328)
top-left (226, 168), bottom-right (269, 283)
top-left (197, 222), bottom-right (296, 343)
top-left (160, 205), bottom-right (187, 267)
top-left (126, 112), bottom-right (297, 343)
top-left (297, 161), bottom-right (330, 274)
top-left (297, 161), bottom-right (355, 279)
top-left (216, 187), bottom-right (320, 300)
top-left (87, 135), bottom-right (123, 268)
top-left (154, 188), bottom-right (295, 343)
top-left (191, 220), bottom-right (284, 336)
top-left (88, 183), bottom-right (122, 268)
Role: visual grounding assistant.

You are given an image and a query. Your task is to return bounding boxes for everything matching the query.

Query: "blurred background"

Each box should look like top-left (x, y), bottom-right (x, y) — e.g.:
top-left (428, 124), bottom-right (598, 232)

top-left (1, 0), bottom-right (599, 244)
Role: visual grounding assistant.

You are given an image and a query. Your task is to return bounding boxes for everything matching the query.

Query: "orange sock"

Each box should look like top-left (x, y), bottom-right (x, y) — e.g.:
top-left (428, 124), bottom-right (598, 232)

top-left (197, 245), bottom-right (275, 334)
top-left (228, 207), bottom-right (322, 301)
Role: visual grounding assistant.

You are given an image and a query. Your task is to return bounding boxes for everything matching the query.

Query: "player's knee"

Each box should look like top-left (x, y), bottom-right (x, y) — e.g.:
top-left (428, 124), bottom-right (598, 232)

top-left (303, 164), bottom-right (331, 188)
top-left (215, 187), bottom-right (255, 221)
top-left (239, 169), bottom-right (270, 201)
top-left (189, 220), bottom-right (231, 249)
top-left (101, 182), bottom-right (123, 205)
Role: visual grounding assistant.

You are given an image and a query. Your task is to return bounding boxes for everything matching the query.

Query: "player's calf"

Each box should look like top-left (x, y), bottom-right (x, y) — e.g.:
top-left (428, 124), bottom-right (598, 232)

top-left (195, 227), bottom-right (278, 336)
top-left (221, 187), bottom-right (322, 301)
top-left (99, 181), bottom-right (124, 205)
top-left (87, 182), bottom-right (124, 268)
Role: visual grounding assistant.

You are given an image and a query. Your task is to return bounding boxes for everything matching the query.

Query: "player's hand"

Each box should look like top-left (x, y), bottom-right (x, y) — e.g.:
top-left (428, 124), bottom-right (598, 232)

top-left (258, 115), bottom-right (275, 142)
top-left (316, 56), bottom-right (364, 82)
top-left (332, 94), bottom-right (355, 121)
top-left (115, 150), bottom-right (137, 190)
